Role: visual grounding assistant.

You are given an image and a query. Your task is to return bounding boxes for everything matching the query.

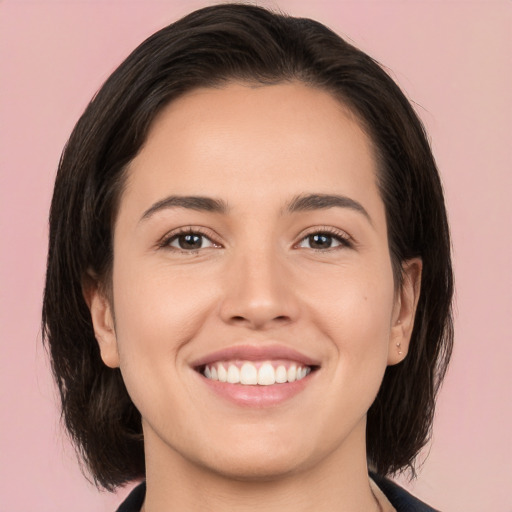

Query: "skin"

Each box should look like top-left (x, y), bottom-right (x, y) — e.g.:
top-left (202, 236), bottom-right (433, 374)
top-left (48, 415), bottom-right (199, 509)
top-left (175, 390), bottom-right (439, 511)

top-left (88, 82), bottom-right (421, 512)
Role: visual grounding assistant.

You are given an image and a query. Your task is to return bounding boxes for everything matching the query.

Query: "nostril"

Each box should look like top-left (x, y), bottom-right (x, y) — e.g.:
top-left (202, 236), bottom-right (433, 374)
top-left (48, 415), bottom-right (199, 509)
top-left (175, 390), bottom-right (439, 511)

top-left (229, 314), bottom-right (291, 325)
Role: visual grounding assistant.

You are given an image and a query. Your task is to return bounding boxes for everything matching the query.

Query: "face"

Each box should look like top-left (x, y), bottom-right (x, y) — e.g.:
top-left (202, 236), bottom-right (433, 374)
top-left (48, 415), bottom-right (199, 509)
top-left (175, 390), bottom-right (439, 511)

top-left (90, 82), bottom-right (420, 480)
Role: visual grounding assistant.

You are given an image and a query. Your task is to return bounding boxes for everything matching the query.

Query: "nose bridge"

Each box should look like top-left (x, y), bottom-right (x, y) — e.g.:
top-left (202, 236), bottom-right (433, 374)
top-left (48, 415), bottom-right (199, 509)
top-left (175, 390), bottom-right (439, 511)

top-left (219, 237), bottom-right (298, 329)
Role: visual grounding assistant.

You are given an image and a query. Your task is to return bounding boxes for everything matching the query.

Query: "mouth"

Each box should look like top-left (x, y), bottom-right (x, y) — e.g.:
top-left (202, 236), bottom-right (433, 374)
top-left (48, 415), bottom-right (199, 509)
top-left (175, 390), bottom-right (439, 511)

top-left (198, 360), bottom-right (316, 386)
top-left (191, 345), bottom-right (320, 406)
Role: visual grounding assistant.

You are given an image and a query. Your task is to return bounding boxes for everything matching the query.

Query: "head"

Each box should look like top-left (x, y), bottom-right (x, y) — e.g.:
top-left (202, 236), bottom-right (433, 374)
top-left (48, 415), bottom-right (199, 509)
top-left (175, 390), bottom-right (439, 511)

top-left (43, 3), bottom-right (453, 490)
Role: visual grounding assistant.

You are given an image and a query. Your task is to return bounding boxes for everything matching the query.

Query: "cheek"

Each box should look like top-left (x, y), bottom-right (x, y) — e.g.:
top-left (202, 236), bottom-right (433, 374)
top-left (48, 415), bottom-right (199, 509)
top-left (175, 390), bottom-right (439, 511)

top-left (302, 258), bottom-right (395, 388)
top-left (303, 257), bottom-right (395, 342)
top-left (112, 255), bottom-right (216, 345)
top-left (109, 256), bottom-right (217, 401)
top-left (292, 260), bottom-right (395, 451)
top-left (109, 268), bottom-right (214, 439)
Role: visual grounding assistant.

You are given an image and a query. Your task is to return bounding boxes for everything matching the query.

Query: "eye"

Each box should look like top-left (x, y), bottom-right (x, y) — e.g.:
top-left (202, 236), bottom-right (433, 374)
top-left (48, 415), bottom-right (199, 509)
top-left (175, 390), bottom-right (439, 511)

top-left (297, 231), bottom-right (351, 250)
top-left (164, 230), bottom-right (218, 251)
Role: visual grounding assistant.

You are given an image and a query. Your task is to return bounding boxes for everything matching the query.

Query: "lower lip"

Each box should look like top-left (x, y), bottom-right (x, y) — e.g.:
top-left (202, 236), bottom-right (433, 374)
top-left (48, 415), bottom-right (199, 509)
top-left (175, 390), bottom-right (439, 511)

top-left (198, 372), bottom-right (315, 407)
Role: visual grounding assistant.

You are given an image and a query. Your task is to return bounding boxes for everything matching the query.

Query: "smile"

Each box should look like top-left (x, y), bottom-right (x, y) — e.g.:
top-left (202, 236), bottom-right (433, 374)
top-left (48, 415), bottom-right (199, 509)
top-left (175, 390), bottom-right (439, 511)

top-left (203, 360), bottom-right (312, 385)
top-left (192, 345), bottom-right (320, 407)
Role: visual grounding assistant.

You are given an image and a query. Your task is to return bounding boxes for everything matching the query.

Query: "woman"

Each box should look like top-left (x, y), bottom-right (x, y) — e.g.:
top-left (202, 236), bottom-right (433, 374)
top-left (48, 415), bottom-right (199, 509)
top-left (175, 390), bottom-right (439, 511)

top-left (43, 4), bottom-right (453, 511)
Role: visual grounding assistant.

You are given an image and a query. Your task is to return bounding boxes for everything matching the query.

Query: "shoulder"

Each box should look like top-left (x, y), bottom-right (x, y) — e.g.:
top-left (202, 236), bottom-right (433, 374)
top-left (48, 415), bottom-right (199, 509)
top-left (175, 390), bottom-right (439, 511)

top-left (115, 482), bottom-right (146, 512)
top-left (370, 472), bottom-right (441, 512)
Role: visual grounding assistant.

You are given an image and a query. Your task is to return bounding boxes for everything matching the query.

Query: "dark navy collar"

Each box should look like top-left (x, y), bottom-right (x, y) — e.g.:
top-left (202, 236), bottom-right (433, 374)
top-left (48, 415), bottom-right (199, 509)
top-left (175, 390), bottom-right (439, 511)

top-left (116, 481), bottom-right (145, 512)
top-left (370, 472), bottom-right (440, 512)
top-left (116, 476), bottom-right (440, 511)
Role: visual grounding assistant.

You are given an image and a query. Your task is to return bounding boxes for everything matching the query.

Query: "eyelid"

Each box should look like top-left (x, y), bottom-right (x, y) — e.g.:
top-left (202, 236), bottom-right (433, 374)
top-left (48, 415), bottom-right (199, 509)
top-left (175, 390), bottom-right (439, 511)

top-left (294, 226), bottom-right (354, 249)
top-left (157, 226), bottom-right (223, 251)
top-left (156, 225), bottom-right (354, 252)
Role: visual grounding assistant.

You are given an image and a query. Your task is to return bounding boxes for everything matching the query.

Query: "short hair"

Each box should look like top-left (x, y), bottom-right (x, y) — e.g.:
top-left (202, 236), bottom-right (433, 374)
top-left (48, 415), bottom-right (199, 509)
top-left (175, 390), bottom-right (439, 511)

top-left (43, 3), bottom-right (453, 491)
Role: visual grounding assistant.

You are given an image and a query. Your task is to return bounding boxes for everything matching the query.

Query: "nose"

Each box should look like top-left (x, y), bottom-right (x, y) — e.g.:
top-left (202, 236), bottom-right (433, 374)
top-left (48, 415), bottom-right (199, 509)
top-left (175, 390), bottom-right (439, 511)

top-left (218, 246), bottom-right (300, 330)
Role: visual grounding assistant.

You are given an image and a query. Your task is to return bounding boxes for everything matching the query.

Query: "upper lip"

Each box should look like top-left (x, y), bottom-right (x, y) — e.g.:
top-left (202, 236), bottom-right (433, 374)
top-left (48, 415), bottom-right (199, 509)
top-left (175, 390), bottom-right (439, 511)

top-left (190, 344), bottom-right (321, 369)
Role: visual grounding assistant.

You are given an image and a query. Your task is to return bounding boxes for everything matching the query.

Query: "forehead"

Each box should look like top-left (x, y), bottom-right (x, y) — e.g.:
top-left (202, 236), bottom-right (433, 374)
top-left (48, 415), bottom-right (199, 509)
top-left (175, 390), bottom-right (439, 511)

top-left (142, 82), bottom-right (372, 161)
top-left (120, 82), bottom-right (382, 224)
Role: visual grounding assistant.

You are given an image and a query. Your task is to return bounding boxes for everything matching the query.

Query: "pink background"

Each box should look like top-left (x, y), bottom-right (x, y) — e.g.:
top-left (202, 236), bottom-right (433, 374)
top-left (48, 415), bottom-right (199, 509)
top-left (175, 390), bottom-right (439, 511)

top-left (1, 1), bottom-right (510, 510)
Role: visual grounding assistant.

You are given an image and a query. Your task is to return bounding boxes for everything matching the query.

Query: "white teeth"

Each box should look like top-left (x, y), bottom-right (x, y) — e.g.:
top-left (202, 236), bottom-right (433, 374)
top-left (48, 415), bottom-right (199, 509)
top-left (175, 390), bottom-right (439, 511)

top-left (298, 367), bottom-right (312, 380)
top-left (203, 361), bottom-right (312, 385)
top-left (227, 364), bottom-right (240, 384)
top-left (240, 362), bottom-right (258, 385)
top-left (258, 362), bottom-right (276, 385)
top-left (275, 365), bottom-right (287, 383)
top-left (217, 364), bottom-right (227, 382)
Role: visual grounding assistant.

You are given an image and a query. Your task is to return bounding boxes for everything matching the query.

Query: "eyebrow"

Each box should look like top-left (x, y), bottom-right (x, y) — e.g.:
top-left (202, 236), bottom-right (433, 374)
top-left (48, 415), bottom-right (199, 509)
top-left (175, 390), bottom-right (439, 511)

top-left (286, 193), bottom-right (372, 224)
top-left (139, 193), bottom-right (372, 225)
top-left (140, 195), bottom-right (229, 222)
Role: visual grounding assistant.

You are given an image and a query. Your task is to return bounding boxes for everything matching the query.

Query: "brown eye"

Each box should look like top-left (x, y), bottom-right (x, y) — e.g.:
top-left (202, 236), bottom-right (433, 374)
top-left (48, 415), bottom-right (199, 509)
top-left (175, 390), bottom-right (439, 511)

top-left (298, 231), bottom-right (349, 250)
top-left (167, 232), bottom-right (214, 250)
top-left (308, 234), bottom-right (333, 249)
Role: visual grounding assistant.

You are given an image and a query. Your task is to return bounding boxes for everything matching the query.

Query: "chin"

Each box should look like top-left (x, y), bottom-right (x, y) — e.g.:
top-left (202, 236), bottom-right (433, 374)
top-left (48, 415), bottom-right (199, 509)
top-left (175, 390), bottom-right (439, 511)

top-left (202, 449), bottom-right (307, 482)
top-left (206, 424), bottom-right (313, 477)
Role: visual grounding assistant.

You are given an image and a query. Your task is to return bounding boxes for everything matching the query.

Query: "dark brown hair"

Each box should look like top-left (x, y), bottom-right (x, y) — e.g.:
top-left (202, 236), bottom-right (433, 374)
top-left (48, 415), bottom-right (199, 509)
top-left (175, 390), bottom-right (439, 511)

top-left (43, 3), bottom-right (453, 490)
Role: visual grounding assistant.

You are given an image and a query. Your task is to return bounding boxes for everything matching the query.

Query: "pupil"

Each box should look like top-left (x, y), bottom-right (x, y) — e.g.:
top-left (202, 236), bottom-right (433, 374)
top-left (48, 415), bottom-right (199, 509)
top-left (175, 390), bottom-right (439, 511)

top-left (180, 234), bottom-right (202, 249)
top-left (309, 234), bottom-right (332, 249)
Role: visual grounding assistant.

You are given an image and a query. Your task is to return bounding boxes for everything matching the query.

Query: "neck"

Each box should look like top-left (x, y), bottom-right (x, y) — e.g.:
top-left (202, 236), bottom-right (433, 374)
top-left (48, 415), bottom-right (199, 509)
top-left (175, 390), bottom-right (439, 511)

top-left (141, 421), bottom-right (381, 512)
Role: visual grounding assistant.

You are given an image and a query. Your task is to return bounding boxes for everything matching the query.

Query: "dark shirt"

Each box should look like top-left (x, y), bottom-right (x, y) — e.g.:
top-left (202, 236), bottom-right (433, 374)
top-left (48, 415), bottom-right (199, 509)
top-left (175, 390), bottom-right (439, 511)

top-left (116, 475), bottom-right (439, 512)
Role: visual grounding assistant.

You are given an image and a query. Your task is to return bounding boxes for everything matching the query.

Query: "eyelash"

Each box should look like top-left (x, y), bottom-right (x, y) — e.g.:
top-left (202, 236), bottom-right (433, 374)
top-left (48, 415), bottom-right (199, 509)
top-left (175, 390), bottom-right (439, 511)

top-left (295, 226), bottom-right (353, 251)
top-left (158, 226), bottom-right (353, 253)
top-left (158, 227), bottom-right (220, 253)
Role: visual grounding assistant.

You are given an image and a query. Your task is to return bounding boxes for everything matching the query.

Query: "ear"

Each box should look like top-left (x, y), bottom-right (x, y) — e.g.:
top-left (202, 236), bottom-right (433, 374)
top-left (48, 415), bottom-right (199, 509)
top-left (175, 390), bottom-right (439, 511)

top-left (388, 258), bottom-right (422, 365)
top-left (82, 275), bottom-right (120, 369)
